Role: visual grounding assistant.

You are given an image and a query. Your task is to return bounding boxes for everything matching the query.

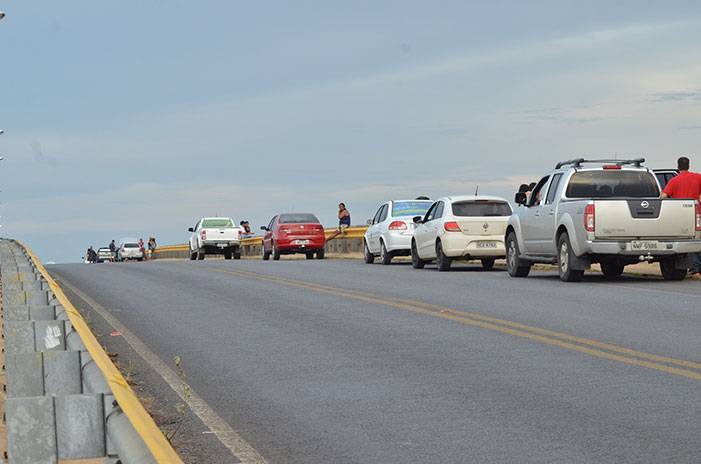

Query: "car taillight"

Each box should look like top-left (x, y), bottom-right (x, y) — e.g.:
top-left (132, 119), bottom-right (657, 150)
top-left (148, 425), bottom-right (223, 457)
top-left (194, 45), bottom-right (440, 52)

top-left (696, 202), bottom-right (701, 231)
top-left (444, 221), bottom-right (461, 232)
top-left (602, 165), bottom-right (621, 170)
top-left (584, 204), bottom-right (595, 232)
top-left (200, 230), bottom-right (207, 240)
top-left (388, 221), bottom-right (407, 231)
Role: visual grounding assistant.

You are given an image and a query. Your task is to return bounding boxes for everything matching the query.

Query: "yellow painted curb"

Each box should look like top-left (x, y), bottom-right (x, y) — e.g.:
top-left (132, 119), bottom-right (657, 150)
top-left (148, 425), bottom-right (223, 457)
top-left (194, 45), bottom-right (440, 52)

top-left (18, 241), bottom-right (183, 464)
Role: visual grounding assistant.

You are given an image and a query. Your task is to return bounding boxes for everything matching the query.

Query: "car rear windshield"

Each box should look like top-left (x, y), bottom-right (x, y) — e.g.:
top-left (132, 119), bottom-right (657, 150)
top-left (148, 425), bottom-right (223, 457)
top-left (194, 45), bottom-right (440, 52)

top-left (392, 201), bottom-right (432, 217)
top-left (279, 213), bottom-right (320, 224)
top-left (124, 243), bottom-right (140, 248)
top-left (566, 170), bottom-right (660, 198)
top-left (452, 201), bottom-right (512, 217)
top-left (202, 218), bottom-right (234, 228)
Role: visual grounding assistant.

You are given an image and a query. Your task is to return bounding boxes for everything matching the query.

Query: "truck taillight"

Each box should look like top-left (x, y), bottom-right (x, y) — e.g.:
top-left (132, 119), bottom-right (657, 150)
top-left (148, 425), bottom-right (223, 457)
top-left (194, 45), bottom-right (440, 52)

top-left (200, 230), bottom-right (207, 240)
top-left (696, 203), bottom-right (701, 231)
top-left (388, 221), bottom-right (407, 231)
top-left (444, 221), bottom-right (461, 232)
top-left (584, 204), bottom-right (595, 232)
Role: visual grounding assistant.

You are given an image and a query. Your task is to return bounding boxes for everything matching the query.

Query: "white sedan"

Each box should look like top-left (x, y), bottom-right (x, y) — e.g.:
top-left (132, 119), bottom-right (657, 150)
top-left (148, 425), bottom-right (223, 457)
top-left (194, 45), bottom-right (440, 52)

top-left (364, 199), bottom-right (433, 264)
top-left (411, 195), bottom-right (512, 271)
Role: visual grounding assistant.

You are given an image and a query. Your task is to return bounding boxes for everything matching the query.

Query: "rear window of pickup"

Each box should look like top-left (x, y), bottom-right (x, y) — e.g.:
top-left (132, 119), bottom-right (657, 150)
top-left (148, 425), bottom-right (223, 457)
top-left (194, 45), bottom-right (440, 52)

top-left (202, 219), bottom-right (234, 228)
top-left (566, 171), bottom-right (660, 198)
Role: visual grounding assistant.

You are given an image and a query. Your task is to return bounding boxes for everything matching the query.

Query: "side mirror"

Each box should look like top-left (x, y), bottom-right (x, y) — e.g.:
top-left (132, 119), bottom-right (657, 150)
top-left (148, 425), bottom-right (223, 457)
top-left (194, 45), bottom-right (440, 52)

top-left (260, 226), bottom-right (268, 231)
top-left (413, 216), bottom-right (423, 224)
top-left (366, 219), bottom-right (373, 226)
top-left (188, 227), bottom-right (194, 232)
top-left (514, 192), bottom-right (527, 205)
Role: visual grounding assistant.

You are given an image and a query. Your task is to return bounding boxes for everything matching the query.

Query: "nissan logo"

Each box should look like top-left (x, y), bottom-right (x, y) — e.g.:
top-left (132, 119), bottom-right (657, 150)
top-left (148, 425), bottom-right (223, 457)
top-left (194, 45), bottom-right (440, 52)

top-left (640, 201), bottom-right (650, 208)
top-left (482, 223), bottom-right (489, 230)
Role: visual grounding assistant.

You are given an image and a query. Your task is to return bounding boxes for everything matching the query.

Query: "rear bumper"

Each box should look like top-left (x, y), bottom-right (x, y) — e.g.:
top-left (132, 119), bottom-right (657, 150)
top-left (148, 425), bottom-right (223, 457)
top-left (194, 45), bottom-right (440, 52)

top-left (442, 234), bottom-right (506, 258)
top-left (382, 231), bottom-right (413, 253)
top-left (584, 239), bottom-right (701, 256)
top-left (277, 236), bottom-right (325, 252)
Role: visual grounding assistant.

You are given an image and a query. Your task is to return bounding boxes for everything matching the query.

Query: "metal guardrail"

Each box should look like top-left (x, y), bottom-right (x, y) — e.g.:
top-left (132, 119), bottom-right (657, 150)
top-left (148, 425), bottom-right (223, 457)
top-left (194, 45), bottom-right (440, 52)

top-left (7, 240), bottom-right (183, 463)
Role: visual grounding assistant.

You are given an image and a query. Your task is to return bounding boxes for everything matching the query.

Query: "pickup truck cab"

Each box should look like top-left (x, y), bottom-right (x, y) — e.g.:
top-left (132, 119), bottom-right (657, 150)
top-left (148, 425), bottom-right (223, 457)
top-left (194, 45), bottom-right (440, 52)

top-left (188, 217), bottom-right (242, 260)
top-left (505, 158), bottom-right (701, 282)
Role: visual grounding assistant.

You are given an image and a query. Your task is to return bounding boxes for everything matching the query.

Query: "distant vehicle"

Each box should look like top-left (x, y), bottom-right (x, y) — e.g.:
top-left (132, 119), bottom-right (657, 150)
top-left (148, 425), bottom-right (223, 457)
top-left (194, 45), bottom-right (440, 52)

top-left (116, 238), bottom-right (144, 262)
top-left (96, 247), bottom-right (113, 263)
top-left (653, 169), bottom-right (678, 190)
top-left (506, 158), bottom-right (701, 282)
top-left (261, 213), bottom-right (325, 260)
top-left (411, 196), bottom-right (512, 271)
top-left (364, 199), bottom-right (433, 264)
top-left (188, 217), bottom-right (242, 260)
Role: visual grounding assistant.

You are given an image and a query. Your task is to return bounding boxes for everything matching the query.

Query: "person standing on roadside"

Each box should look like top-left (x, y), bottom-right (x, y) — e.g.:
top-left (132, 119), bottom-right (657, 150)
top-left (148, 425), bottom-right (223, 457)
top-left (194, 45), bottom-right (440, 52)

top-left (109, 239), bottom-right (116, 262)
top-left (138, 238), bottom-right (145, 261)
top-left (661, 156), bottom-right (701, 274)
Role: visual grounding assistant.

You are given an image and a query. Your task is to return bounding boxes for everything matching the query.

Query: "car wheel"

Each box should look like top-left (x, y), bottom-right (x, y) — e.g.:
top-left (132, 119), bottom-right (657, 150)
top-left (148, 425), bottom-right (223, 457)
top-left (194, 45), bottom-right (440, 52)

top-left (189, 247), bottom-right (196, 260)
top-left (262, 247), bottom-right (270, 260)
top-left (481, 258), bottom-right (495, 271)
top-left (306, 252), bottom-right (315, 259)
top-left (557, 233), bottom-right (584, 282)
top-left (316, 248), bottom-right (325, 259)
top-left (600, 262), bottom-right (624, 278)
top-left (196, 249), bottom-right (205, 260)
top-left (436, 241), bottom-right (451, 272)
top-left (506, 232), bottom-right (531, 277)
top-left (660, 258), bottom-right (687, 281)
top-left (273, 242), bottom-right (281, 261)
top-left (380, 241), bottom-right (392, 265)
top-left (234, 250), bottom-right (241, 259)
top-left (411, 240), bottom-right (425, 269)
top-left (224, 249), bottom-right (233, 260)
top-left (364, 241), bottom-right (375, 264)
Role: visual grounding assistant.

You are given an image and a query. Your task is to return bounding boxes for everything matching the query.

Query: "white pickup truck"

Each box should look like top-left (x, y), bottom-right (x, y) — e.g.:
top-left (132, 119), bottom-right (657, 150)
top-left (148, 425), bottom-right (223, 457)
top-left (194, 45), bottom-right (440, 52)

top-left (188, 217), bottom-right (243, 260)
top-left (505, 159), bottom-right (701, 282)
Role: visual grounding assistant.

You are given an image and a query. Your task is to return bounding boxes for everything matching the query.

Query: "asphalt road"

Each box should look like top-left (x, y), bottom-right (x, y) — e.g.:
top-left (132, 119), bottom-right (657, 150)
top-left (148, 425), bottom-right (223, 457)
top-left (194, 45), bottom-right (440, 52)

top-left (48, 258), bottom-right (701, 464)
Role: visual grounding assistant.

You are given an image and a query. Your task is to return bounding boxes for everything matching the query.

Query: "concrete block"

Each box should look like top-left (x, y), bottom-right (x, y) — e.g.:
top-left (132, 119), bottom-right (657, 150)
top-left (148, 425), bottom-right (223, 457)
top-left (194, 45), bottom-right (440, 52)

top-left (18, 271), bottom-right (38, 282)
top-left (56, 394), bottom-right (106, 459)
top-left (4, 321), bottom-right (36, 354)
top-left (2, 272), bottom-right (21, 283)
top-left (103, 394), bottom-right (117, 456)
top-left (4, 290), bottom-right (27, 306)
top-left (2, 281), bottom-right (23, 292)
top-left (28, 289), bottom-right (50, 305)
top-left (21, 281), bottom-right (43, 292)
top-left (44, 351), bottom-right (82, 395)
top-left (6, 352), bottom-right (44, 397)
top-left (29, 305), bottom-right (56, 321)
top-left (6, 396), bottom-right (58, 464)
top-left (5, 304), bottom-right (30, 321)
top-left (34, 320), bottom-right (66, 352)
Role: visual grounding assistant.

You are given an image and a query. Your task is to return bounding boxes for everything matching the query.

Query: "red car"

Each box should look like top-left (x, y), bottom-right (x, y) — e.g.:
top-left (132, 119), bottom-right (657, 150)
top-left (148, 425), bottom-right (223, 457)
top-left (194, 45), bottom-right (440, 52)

top-left (261, 213), bottom-right (326, 260)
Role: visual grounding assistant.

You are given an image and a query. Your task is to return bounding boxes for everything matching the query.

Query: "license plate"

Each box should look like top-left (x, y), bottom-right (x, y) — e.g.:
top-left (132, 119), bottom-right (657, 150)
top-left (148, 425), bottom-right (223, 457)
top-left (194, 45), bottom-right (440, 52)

top-left (630, 240), bottom-right (659, 251)
top-left (294, 240), bottom-right (310, 245)
top-left (476, 241), bottom-right (498, 249)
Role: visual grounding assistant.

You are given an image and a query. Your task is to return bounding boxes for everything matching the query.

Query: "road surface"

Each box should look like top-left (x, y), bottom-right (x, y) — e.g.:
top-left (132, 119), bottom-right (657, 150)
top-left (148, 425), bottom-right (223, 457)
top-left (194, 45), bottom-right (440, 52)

top-left (48, 259), bottom-right (701, 464)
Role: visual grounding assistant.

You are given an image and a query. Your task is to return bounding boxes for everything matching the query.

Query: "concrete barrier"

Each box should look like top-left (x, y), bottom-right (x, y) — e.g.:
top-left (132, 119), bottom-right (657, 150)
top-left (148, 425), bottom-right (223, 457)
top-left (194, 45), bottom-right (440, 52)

top-left (1, 239), bottom-right (182, 463)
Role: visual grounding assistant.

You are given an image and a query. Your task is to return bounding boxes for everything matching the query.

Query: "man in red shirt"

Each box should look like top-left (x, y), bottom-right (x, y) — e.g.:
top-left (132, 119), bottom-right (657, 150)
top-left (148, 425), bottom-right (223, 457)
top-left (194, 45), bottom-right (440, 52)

top-left (661, 156), bottom-right (701, 201)
top-left (661, 156), bottom-right (701, 274)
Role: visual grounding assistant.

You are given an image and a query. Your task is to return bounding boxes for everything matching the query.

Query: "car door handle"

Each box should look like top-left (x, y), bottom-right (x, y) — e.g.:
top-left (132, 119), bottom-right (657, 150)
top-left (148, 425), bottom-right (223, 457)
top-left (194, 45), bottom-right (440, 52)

top-left (548, 210), bottom-right (555, 216)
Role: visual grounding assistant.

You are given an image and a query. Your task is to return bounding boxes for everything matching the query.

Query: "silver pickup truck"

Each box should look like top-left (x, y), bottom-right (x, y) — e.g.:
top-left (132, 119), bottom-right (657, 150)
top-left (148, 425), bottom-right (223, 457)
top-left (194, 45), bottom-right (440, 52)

top-left (505, 159), bottom-right (701, 282)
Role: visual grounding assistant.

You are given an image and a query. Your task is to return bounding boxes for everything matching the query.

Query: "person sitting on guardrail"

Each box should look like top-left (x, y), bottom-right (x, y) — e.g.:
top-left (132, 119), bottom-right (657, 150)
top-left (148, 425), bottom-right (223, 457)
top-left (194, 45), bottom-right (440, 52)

top-left (240, 220), bottom-right (254, 238)
top-left (661, 156), bottom-right (701, 274)
top-left (148, 237), bottom-right (157, 258)
top-left (327, 202), bottom-right (351, 241)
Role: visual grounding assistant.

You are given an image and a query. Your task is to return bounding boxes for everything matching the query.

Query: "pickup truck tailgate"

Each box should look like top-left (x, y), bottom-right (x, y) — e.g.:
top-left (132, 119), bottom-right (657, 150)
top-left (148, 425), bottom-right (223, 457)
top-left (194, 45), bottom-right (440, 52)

top-left (594, 199), bottom-right (696, 239)
top-left (203, 228), bottom-right (240, 241)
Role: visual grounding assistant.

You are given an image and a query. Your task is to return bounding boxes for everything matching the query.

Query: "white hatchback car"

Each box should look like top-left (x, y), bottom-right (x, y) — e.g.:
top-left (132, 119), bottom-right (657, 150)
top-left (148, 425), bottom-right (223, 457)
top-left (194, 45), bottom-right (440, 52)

top-left (411, 195), bottom-right (512, 271)
top-left (116, 238), bottom-right (144, 262)
top-left (364, 199), bottom-right (433, 264)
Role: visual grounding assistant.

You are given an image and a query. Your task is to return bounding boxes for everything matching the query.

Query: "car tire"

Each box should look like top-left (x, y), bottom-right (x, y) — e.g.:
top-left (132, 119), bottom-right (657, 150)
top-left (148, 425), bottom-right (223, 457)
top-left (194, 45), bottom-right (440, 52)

top-left (481, 258), bottom-right (495, 271)
top-left (364, 241), bottom-right (375, 264)
top-left (234, 250), bottom-right (241, 260)
top-left (262, 247), bottom-right (270, 260)
top-left (306, 252), bottom-right (315, 259)
top-left (273, 244), bottom-right (281, 261)
top-left (224, 249), bottom-right (233, 260)
top-left (189, 248), bottom-right (196, 261)
top-left (506, 232), bottom-right (531, 277)
top-left (600, 262), bottom-right (624, 277)
top-left (557, 233), bottom-right (584, 282)
top-left (436, 241), bottom-right (452, 272)
top-left (660, 258), bottom-right (687, 281)
top-left (316, 248), bottom-right (325, 259)
top-left (411, 240), bottom-right (425, 269)
top-left (380, 241), bottom-right (392, 265)
top-left (196, 249), bottom-right (206, 260)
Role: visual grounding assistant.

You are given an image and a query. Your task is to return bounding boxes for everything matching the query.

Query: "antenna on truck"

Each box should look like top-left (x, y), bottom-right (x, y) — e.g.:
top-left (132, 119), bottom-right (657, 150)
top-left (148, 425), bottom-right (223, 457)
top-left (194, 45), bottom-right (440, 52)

top-left (474, 185), bottom-right (479, 196)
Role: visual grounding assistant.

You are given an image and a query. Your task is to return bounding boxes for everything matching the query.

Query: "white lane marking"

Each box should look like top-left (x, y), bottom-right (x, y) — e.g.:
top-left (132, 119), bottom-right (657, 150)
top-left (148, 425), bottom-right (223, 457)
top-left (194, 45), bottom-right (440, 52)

top-left (56, 275), bottom-right (268, 464)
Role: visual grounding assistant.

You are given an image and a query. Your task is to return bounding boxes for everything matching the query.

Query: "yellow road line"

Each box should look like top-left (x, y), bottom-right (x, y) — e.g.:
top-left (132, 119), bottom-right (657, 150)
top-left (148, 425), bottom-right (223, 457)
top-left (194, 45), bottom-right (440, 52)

top-left (209, 268), bottom-right (701, 382)
top-left (19, 242), bottom-right (183, 464)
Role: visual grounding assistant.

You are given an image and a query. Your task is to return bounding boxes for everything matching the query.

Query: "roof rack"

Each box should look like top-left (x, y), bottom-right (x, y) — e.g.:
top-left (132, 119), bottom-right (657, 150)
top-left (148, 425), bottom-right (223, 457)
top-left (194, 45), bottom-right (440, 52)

top-left (555, 158), bottom-right (645, 169)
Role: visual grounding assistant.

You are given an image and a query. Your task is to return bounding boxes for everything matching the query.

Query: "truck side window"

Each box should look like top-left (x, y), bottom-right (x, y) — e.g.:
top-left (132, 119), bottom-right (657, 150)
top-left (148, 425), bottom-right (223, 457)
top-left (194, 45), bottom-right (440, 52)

top-left (545, 173), bottom-right (563, 205)
top-left (529, 176), bottom-right (550, 207)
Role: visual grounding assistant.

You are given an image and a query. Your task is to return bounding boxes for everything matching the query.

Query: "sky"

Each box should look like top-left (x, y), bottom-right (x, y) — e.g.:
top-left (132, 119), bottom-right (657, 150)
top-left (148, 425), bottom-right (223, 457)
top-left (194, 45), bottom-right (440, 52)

top-left (1, 1), bottom-right (701, 262)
